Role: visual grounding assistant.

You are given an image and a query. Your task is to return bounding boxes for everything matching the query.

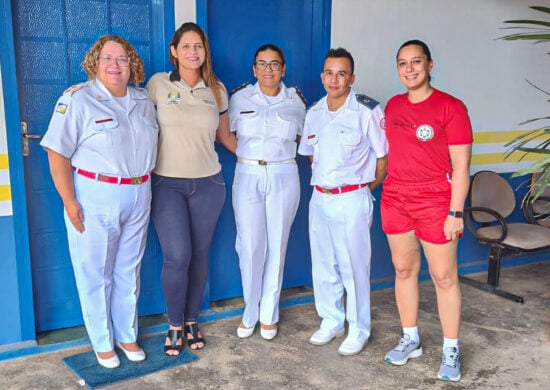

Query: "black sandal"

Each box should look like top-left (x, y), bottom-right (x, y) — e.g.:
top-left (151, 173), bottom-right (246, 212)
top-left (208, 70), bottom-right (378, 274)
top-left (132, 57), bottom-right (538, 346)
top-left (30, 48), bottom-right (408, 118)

top-left (184, 323), bottom-right (205, 350)
top-left (164, 329), bottom-right (183, 357)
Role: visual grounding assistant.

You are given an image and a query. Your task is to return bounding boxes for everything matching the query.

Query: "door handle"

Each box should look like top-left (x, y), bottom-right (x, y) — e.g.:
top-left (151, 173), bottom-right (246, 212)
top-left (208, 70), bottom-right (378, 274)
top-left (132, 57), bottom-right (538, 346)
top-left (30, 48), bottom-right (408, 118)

top-left (21, 121), bottom-right (42, 157)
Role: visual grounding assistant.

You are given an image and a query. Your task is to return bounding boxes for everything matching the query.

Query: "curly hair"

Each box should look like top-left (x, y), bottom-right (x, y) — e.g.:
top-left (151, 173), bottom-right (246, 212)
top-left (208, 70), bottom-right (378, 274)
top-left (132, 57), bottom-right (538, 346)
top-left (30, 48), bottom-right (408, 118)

top-left (169, 23), bottom-right (224, 109)
top-left (82, 35), bottom-right (145, 86)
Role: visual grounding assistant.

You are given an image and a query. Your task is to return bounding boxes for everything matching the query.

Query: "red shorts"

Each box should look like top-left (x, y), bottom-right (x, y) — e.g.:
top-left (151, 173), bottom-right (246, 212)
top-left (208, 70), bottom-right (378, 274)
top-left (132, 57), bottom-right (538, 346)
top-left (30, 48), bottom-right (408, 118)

top-left (381, 177), bottom-right (451, 244)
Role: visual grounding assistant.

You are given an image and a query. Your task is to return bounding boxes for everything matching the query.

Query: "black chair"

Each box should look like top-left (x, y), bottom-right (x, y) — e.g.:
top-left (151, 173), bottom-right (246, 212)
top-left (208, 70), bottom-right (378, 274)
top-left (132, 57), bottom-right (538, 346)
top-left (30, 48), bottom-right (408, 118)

top-left (461, 170), bottom-right (550, 303)
top-left (522, 173), bottom-right (550, 227)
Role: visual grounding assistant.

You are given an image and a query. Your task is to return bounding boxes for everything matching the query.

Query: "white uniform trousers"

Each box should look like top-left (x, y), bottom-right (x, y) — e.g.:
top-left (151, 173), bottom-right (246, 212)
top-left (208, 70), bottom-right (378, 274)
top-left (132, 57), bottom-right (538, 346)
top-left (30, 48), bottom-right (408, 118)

top-left (65, 173), bottom-right (151, 353)
top-left (232, 161), bottom-right (300, 327)
top-left (309, 186), bottom-right (373, 340)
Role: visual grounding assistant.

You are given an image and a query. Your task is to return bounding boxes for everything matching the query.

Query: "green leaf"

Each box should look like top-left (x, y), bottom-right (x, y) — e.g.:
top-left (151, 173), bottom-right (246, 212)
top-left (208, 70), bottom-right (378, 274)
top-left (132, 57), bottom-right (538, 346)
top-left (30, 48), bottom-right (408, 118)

top-left (501, 33), bottom-right (550, 41)
top-left (512, 156), bottom-right (550, 177)
top-left (516, 146), bottom-right (550, 154)
top-left (503, 20), bottom-right (550, 27)
top-left (531, 6), bottom-right (550, 15)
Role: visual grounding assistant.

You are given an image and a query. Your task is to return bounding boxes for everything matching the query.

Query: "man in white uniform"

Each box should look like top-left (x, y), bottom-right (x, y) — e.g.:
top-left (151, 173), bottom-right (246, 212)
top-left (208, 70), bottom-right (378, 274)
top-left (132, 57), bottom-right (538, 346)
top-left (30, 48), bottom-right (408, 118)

top-left (298, 47), bottom-right (388, 356)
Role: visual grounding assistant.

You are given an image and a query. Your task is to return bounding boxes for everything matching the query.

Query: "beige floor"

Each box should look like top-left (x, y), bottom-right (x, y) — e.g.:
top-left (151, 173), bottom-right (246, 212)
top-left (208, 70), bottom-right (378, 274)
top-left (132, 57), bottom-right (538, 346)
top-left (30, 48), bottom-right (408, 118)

top-left (0, 261), bottom-right (548, 389)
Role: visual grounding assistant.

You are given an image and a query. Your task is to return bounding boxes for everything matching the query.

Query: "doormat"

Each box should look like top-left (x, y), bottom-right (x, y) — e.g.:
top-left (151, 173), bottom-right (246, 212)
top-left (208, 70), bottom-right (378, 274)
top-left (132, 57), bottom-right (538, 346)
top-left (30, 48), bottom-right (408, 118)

top-left (62, 334), bottom-right (197, 388)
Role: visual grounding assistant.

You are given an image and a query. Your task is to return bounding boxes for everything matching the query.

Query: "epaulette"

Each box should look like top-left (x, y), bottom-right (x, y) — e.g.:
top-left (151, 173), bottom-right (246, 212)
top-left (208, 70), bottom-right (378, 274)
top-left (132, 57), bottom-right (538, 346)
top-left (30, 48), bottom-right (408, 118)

top-left (293, 85), bottom-right (307, 105)
top-left (231, 81), bottom-right (250, 95)
top-left (355, 94), bottom-right (379, 110)
top-left (63, 83), bottom-right (86, 96)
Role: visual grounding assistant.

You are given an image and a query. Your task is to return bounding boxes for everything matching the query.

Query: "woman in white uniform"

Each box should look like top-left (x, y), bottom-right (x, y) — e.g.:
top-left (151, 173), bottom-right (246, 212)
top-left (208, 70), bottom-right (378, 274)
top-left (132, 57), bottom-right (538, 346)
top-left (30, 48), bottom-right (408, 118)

top-left (229, 44), bottom-right (306, 340)
top-left (41, 35), bottom-right (158, 368)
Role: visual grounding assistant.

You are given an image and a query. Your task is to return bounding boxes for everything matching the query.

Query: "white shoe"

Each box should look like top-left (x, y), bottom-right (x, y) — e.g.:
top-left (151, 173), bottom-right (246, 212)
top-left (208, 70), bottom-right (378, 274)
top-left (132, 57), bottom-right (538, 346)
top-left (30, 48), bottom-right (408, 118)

top-left (237, 324), bottom-right (255, 338)
top-left (115, 341), bottom-right (146, 362)
top-left (260, 325), bottom-right (278, 340)
top-left (95, 352), bottom-right (120, 369)
top-left (309, 328), bottom-right (345, 346)
top-left (338, 335), bottom-right (368, 356)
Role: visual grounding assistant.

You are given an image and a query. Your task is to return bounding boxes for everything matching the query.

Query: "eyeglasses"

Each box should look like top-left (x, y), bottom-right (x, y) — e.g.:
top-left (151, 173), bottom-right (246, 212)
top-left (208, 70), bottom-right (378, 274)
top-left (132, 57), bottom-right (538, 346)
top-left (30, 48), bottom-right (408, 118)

top-left (99, 54), bottom-right (131, 67)
top-left (255, 60), bottom-right (282, 71)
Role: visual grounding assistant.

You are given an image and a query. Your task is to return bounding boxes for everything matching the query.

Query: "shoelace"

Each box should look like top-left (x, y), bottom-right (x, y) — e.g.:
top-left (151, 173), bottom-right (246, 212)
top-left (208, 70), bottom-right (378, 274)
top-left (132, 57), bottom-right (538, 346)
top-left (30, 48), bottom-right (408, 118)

top-left (442, 347), bottom-right (459, 367)
top-left (395, 336), bottom-right (415, 352)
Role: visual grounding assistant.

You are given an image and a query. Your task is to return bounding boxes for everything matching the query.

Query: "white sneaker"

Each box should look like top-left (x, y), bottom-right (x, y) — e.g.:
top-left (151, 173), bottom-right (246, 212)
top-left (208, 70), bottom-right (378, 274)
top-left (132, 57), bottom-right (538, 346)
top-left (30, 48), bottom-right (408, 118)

top-left (309, 328), bottom-right (345, 346)
top-left (338, 335), bottom-right (368, 356)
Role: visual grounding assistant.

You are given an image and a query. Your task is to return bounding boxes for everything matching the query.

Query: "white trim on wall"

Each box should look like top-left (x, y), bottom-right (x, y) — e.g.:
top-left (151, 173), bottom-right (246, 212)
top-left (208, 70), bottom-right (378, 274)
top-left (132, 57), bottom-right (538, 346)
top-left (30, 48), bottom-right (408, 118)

top-left (0, 62), bottom-right (13, 216)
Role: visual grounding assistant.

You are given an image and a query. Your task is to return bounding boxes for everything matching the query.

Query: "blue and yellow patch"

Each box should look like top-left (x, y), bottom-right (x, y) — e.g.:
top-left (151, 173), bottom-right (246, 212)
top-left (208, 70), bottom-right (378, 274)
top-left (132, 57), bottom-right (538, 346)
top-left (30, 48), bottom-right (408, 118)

top-left (55, 102), bottom-right (68, 114)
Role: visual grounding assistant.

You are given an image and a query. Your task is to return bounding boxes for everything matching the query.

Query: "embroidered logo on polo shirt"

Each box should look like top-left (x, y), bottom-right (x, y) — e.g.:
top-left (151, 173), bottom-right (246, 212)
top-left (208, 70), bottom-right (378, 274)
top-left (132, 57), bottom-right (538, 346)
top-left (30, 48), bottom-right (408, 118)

top-left (416, 124), bottom-right (434, 141)
top-left (202, 99), bottom-right (215, 106)
top-left (167, 92), bottom-right (181, 104)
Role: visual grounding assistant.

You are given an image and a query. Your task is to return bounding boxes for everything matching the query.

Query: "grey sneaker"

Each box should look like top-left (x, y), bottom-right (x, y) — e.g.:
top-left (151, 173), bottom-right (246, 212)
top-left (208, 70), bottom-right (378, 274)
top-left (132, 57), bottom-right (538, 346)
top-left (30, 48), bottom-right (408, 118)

top-left (437, 346), bottom-right (461, 381)
top-left (384, 334), bottom-right (423, 365)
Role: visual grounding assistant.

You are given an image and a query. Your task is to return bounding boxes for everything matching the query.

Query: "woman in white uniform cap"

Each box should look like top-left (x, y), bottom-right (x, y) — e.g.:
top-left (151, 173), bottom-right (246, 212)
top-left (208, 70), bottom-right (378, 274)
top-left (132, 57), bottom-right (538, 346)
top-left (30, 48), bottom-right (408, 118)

top-left (229, 44), bottom-right (306, 340)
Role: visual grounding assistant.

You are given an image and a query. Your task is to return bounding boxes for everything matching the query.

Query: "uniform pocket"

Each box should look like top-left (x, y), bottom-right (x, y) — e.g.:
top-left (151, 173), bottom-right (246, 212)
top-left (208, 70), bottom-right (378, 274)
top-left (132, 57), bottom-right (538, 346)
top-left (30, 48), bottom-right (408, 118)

top-left (92, 117), bottom-right (121, 146)
top-left (236, 111), bottom-right (260, 137)
top-left (338, 129), bottom-right (361, 160)
top-left (275, 112), bottom-right (300, 141)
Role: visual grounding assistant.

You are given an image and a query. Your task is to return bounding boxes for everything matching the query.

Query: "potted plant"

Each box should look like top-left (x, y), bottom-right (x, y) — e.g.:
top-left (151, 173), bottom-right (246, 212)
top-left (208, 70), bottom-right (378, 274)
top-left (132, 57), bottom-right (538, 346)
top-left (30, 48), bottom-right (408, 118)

top-left (501, 6), bottom-right (550, 200)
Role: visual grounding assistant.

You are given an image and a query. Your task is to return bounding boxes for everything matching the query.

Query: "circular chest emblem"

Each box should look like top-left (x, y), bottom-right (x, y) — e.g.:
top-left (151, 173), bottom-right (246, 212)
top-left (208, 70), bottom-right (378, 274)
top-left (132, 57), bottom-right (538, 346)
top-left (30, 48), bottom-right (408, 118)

top-left (416, 124), bottom-right (434, 141)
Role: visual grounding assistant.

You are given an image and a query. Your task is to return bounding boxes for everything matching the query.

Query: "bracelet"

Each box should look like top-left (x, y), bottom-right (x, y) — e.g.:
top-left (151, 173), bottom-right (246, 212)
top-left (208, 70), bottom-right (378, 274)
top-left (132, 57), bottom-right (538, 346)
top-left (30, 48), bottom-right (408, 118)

top-left (448, 210), bottom-right (463, 218)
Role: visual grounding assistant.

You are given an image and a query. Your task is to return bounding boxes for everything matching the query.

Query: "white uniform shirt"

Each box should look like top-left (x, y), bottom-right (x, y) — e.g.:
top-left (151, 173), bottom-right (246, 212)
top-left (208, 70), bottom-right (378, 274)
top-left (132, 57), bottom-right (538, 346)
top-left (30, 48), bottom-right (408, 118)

top-left (41, 79), bottom-right (158, 177)
top-left (298, 89), bottom-right (388, 187)
top-left (229, 82), bottom-right (306, 162)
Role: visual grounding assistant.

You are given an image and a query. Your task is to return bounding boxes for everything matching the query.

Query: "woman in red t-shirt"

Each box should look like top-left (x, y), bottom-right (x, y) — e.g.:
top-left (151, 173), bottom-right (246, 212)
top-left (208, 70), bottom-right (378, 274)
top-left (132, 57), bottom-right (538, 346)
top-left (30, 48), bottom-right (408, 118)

top-left (381, 40), bottom-right (473, 382)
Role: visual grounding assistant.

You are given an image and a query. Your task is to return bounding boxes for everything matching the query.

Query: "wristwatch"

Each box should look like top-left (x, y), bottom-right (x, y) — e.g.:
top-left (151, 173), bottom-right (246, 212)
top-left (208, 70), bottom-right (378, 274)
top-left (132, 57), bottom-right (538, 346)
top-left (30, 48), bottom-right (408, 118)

top-left (448, 210), bottom-right (463, 218)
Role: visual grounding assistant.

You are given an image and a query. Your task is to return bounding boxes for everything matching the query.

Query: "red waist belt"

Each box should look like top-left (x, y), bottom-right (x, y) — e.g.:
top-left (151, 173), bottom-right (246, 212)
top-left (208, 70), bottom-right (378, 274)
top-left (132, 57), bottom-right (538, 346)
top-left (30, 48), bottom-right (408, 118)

top-left (314, 183), bottom-right (367, 195)
top-left (72, 167), bottom-right (150, 185)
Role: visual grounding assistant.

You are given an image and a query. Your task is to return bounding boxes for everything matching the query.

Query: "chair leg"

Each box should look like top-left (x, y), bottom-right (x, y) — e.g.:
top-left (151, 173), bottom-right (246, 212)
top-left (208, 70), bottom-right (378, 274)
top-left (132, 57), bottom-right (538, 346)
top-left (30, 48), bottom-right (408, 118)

top-left (458, 275), bottom-right (524, 303)
top-left (487, 246), bottom-right (502, 286)
top-left (459, 245), bottom-right (524, 303)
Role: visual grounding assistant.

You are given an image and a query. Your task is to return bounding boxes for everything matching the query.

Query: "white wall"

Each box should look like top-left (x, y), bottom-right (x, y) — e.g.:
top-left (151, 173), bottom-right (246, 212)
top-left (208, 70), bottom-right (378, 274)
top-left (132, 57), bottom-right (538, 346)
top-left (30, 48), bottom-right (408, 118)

top-left (332, 0), bottom-right (550, 173)
top-left (175, 0), bottom-right (196, 25)
top-left (173, 1), bottom-right (550, 173)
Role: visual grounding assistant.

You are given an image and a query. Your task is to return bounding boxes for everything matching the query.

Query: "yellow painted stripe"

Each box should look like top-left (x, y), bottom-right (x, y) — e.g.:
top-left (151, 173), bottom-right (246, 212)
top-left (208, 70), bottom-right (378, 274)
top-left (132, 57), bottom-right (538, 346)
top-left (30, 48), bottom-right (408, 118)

top-left (0, 154), bottom-right (8, 170)
top-left (474, 129), bottom-right (542, 144)
top-left (472, 151), bottom-right (543, 165)
top-left (0, 185), bottom-right (11, 201)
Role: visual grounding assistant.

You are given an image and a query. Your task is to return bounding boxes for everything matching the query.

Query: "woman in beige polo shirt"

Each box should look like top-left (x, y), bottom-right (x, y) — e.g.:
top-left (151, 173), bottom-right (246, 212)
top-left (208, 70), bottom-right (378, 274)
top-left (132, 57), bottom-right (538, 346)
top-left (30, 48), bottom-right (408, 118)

top-left (146, 22), bottom-right (236, 355)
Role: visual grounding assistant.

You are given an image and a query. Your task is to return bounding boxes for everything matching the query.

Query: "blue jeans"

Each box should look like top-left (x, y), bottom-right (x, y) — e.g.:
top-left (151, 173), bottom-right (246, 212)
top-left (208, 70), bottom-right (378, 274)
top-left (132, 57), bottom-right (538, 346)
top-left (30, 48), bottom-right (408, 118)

top-left (151, 171), bottom-right (226, 326)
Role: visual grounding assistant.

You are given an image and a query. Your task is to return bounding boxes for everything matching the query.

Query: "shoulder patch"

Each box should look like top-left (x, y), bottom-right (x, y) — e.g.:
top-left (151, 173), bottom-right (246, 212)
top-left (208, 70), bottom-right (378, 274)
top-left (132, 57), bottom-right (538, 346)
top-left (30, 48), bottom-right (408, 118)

top-left (355, 94), bottom-right (379, 110)
top-left (231, 81), bottom-right (250, 95)
top-left (63, 83), bottom-right (86, 96)
top-left (292, 85), bottom-right (307, 105)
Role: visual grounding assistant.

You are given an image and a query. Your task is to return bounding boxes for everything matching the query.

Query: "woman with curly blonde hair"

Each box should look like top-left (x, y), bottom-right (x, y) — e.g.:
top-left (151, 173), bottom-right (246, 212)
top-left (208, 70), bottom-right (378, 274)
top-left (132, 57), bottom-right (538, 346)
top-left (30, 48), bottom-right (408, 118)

top-left (41, 35), bottom-right (158, 368)
top-left (82, 34), bottom-right (146, 86)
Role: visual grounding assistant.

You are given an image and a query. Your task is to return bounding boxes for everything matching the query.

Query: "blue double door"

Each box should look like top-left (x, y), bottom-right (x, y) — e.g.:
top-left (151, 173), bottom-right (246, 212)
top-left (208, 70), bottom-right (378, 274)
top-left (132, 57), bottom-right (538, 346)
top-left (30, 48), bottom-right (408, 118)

top-left (12, 0), bottom-right (329, 332)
